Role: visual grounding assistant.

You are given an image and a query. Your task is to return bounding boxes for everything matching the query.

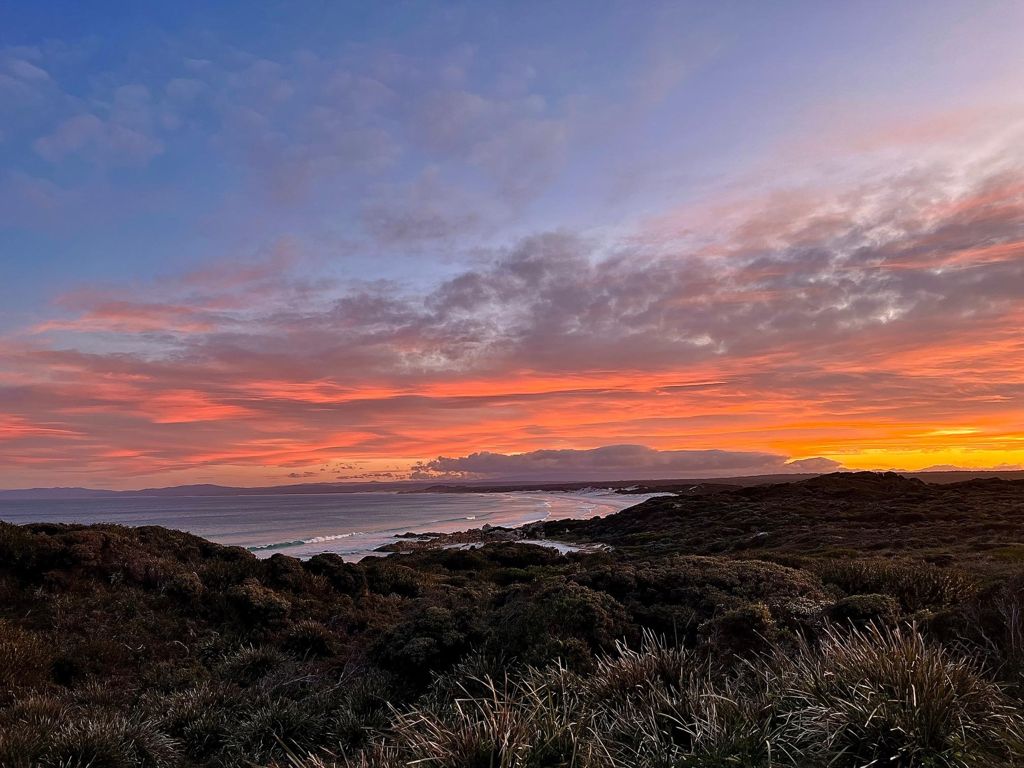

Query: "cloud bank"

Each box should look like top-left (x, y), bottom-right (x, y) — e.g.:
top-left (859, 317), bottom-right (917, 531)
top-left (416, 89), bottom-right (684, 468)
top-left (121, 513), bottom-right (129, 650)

top-left (2, 8), bottom-right (1024, 488)
top-left (2, 129), bottom-right (1023, 487)
top-left (414, 445), bottom-right (842, 481)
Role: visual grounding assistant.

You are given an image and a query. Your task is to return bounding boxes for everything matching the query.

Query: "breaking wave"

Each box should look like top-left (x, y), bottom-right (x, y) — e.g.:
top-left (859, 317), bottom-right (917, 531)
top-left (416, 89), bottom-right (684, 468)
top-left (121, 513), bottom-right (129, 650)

top-left (244, 508), bottom-right (529, 553)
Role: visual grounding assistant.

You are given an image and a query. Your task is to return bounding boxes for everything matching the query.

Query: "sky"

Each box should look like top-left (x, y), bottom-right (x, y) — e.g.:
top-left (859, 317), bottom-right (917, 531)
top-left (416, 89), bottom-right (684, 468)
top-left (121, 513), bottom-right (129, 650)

top-left (1, 1), bottom-right (1023, 489)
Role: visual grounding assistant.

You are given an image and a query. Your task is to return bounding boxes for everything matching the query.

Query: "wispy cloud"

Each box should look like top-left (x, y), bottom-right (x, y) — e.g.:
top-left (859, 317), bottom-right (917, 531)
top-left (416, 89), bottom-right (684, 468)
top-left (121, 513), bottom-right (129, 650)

top-left (2, 118), bottom-right (1022, 487)
top-left (3, 5), bottom-right (1024, 488)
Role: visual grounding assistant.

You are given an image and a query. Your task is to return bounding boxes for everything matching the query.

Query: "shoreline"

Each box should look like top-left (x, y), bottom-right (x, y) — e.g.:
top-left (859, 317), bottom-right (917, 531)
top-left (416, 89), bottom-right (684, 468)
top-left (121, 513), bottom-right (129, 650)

top-left (0, 488), bottom-right (667, 563)
top-left (367, 490), bottom-right (670, 559)
top-left (254, 490), bottom-right (669, 561)
top-left (241, 490), bottom-right (670, 561)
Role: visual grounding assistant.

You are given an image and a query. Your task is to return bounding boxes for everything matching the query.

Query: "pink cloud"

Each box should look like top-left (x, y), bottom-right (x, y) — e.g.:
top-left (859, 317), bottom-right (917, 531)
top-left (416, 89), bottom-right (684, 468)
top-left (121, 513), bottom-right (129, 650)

top-left (35, 301), bottom-right (220, 334)
top-left (3, 121), bottom-right (1024, 487)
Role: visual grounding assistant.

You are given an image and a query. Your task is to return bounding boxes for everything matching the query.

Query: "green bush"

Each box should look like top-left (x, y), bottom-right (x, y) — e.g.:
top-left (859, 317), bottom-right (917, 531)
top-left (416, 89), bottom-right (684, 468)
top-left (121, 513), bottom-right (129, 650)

top-left (374, 605), bottom-right (483, 686)
top-left (700, 602), bottom-right (776, 655)
top-left (489, 581), bottom-right (633, 668)
top-left (814, 558), bottom-right (975, 611)
top-left (365, 563), bottom-right (422, 597)
top-left (304, 553), bottom-right (367, 595)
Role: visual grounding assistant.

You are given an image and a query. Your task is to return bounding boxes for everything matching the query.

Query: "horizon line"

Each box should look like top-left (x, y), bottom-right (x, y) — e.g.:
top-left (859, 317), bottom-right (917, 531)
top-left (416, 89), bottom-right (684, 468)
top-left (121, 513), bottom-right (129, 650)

top-left (4, 468), bottom-right (1024, 497)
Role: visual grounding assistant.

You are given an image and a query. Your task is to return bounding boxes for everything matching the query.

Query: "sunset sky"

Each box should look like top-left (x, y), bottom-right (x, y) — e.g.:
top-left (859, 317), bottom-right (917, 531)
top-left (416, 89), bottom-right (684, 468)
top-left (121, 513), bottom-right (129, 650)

top-left (2, 1), bottom-right (1023, 489)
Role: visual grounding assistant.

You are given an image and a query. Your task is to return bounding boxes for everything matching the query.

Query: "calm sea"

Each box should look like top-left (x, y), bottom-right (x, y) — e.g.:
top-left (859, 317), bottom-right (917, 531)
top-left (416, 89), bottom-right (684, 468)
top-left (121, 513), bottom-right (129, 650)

top-left (0, 491), bottom-right (654, 560)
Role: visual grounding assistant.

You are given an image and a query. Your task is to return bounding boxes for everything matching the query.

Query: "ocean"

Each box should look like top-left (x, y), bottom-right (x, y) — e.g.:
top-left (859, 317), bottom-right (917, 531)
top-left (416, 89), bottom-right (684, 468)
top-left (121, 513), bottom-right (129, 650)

top-left (0, 490), bottom-right (657, 560)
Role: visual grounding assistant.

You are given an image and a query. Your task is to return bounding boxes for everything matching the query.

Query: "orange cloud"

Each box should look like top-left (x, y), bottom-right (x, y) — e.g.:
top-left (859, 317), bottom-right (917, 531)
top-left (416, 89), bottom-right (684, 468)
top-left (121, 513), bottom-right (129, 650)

top-left (3, 125), bottom-right (1024, 489)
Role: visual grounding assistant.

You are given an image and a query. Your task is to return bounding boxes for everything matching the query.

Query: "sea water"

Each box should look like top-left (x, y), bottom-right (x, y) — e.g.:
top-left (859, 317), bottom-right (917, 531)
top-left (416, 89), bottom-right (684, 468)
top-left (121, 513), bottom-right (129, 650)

top-left (0, 490), bottom-right (657, 561)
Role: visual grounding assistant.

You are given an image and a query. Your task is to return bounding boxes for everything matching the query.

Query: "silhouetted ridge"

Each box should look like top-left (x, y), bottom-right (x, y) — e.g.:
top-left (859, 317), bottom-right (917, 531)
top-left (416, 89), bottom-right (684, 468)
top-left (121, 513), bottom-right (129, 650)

top-left (792, 471), bottom-right (931, 495)
top-left (945, 476), bottom-right (1024, 491)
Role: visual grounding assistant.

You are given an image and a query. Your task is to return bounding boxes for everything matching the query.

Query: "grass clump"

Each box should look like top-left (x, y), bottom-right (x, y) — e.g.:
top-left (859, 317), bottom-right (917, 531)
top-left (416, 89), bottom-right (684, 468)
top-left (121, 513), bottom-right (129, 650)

top-left (39, 713), bottom-right (178, 768)
top-left (385, 672), bottom-right (605, 768)
top-left (813, 558), bottom-right (976, 612)
top-left (779, 623), bottom-right (1024, 767)
top-left (324, 627), bottom-right (1024, 768)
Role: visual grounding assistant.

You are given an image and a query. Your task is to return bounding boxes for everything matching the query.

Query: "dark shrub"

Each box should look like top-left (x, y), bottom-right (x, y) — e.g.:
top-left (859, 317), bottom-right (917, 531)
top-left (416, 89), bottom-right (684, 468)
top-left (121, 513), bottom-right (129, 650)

top-left (0, 695), bottom-right (67, 767)
top-left (265, 553), bottom-right (309, 590)
top-left (305, 553), bottom-right (368, 595)
top-left (814, 558), bottom-right (975, 611)
top-left (140, 658), bottom-right (211, 693)
top-left (781, 624), bottom-right (1024, 767)
top-left (61, 532), bottom-right (99, 566)
top-left (225, 692), bottom-right (335, 762)
top-left (0, 621), bottom-right (52, 698)
top-left (328, 670), bottom-right (395, 751)
top-left (436, 547), bottom-right (488, 571)
top-left (120, 553), bottom-right (169, 590)
top-left (489, 580), bottom-right (633, 667)
top-left (226, 578), bottom-right (291, 625)
top-left (164, 570), bottom-right (204, 601)
top-left (365, 562), bottom-right (422, 597)
top-left (0, 524), bottom-right (58, 577)
top-left (51, 635), bottom-right (132, 688)
top-left (701, 602), bottom-right (776, 655)
top-left (489, 566), bottom-right (536, 585)
top-left (197, 551), bottom-right (259, 591)
top-left (826, 593), bottom-right (900, 627)
top-left (946, 572), bottom-right (1024, 691)
top-left (481, 542), bottom-right (562, 568)
top-left (374, 605), bottom-right (483, 686)
top-left (284, 620), bottom-right (339, 658)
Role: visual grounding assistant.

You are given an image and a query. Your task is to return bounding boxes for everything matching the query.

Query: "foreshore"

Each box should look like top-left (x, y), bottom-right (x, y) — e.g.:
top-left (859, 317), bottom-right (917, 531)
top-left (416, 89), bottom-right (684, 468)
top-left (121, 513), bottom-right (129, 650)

top-left (371, 490), bottom-right (667, 557)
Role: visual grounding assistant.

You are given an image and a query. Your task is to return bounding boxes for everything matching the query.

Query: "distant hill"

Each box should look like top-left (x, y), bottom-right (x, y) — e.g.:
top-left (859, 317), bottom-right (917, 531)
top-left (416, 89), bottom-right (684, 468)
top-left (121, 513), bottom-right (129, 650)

top-left (0, 487), bottom-right (121, 500)
top-left (0, 480), bottom-right (435, 500)
top-left (2, 469), bottom-right (1022, 500)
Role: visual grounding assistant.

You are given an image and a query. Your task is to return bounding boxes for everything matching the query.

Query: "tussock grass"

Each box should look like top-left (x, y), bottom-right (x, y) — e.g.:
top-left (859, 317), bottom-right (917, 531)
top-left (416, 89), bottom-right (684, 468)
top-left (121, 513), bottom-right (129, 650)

top-left (813, 558), bottom-right (976, 611)
top-left (4, 711), bottom-right (181, 768)
top-left (287, 627), bottom-right (1024, 768)
top-left (385, 671), bottom-right (605, 768)
top-left (778, 623), bottom-right (1024, 767)
top-left (219, 644), bottom-right (291, 687)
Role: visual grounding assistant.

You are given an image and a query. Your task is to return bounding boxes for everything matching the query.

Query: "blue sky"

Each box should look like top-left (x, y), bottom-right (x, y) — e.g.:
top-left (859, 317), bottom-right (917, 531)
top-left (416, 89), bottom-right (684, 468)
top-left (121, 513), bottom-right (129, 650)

top-left (2, 1), bottom-right (1024, 487)
top-left (4, 0), bottom-right (1015, 326)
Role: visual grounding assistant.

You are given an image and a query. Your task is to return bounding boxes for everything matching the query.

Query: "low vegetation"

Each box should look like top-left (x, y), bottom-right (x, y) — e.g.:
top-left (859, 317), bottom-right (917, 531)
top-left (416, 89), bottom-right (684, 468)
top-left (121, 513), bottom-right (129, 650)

top-left (1, 472), bottom-right (1024, 766)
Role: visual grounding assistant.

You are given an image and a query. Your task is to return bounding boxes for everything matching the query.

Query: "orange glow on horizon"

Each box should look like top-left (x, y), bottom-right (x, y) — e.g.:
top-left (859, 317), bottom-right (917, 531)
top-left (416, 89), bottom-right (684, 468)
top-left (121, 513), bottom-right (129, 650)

top-left (3, 114), bottom-right (1024, 490)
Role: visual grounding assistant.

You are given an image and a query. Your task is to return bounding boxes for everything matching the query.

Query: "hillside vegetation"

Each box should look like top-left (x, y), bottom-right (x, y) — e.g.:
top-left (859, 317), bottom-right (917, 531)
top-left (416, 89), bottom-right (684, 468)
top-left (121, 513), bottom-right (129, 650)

top-left (2, 472), bottom-right (1024, 767)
